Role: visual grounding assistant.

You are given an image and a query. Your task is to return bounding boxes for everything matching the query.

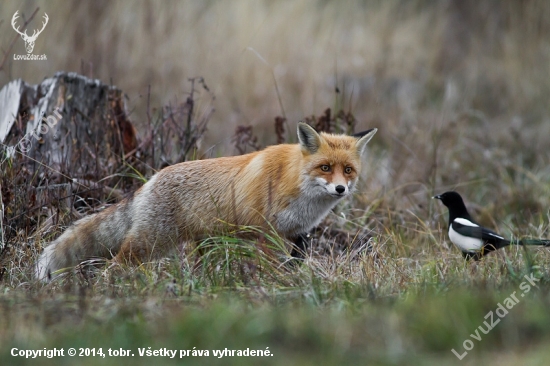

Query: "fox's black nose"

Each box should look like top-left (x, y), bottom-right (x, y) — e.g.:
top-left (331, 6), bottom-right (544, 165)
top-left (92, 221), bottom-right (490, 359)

top-left (335, 185), bottom-right (346, 194)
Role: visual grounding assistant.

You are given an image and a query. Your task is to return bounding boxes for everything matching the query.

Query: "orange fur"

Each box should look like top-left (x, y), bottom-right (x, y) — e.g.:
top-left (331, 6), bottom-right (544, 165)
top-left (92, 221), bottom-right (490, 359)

top-left (35, 123), bottom-right (376, 281)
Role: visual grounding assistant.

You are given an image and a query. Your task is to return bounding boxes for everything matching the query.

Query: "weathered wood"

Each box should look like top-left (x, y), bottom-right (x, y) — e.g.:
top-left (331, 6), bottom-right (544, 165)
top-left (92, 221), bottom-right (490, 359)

top-left (0, 72), bottom-right (139, 240)
top-left (0, 71), bottom-right (138, 175)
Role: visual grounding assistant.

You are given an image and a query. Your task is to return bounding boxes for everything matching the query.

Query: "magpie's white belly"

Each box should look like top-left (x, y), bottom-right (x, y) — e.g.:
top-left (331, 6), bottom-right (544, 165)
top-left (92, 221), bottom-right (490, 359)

top-left (448, 226), bottom-right (483, 251)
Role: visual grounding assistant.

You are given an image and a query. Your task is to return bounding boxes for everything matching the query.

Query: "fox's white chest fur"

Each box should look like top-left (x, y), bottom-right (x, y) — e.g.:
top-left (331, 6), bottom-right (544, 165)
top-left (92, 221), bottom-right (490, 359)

top-left (275, 176), bottom-right (354, 235)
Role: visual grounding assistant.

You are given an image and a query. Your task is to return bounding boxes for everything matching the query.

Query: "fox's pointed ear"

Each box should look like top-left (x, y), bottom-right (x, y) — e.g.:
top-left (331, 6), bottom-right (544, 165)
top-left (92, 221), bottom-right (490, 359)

top-left (353, 129), bottom-right (375, 139)
top-left (355, 128), bottom-right (377, 155)
top-left (297, 122), bottom-right (321, 154)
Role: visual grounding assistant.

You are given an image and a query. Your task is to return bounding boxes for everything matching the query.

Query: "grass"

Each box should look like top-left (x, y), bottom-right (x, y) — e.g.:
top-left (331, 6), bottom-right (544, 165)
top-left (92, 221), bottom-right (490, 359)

top-left (2, 248), bottom-right (550, 365)
top-left (3, 0), bottom-right (550, 364)
top-left (2, 212), bottom-right (550, 365)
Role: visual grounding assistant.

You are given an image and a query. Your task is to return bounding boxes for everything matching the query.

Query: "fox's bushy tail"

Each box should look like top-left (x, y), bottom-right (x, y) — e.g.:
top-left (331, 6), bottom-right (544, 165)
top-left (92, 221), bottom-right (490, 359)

top-left (35, 201), bottom-right (133, 281)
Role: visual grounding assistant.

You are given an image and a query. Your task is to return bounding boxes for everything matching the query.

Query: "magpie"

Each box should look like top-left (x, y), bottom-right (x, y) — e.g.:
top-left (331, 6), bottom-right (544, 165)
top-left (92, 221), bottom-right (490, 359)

top-left (433, 191), bottom-right (550, 260)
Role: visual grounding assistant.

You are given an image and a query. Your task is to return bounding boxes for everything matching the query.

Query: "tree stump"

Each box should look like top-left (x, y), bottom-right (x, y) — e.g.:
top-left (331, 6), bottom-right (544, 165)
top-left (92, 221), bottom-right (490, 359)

top-left (0, 72), bottom-right (138, 241)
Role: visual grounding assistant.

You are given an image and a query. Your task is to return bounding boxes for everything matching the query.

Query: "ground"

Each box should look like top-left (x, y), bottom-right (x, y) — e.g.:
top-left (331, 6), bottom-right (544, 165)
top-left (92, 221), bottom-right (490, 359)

top-left (2, 1), bottom-right (550, 364)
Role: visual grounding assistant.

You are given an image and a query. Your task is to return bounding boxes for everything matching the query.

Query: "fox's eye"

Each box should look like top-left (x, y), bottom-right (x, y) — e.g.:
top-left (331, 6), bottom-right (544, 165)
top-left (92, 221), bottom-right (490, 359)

top-left (320, 165), bottom-right (331, 172)
top-left (344, 167), bottom-right (353, 174)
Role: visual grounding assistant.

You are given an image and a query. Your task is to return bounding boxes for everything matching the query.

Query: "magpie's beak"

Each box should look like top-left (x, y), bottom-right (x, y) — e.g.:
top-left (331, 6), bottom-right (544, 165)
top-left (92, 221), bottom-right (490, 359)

top-left (433, 195), bottom-right (441, 200)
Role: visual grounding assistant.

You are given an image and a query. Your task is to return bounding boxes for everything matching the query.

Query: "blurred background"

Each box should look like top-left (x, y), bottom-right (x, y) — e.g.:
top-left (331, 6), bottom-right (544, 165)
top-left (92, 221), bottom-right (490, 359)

top-left (2, 0), bottom-right (550, 221)
top-left (4, 5), bottom-right (550, 361)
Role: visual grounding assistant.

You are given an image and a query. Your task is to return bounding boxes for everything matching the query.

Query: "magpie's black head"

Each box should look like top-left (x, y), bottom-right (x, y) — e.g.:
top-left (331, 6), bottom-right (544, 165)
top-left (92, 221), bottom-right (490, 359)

top-left (433, 191), bottom-right (465, 209)
top-left (433, 191), bottom-right (472, 223)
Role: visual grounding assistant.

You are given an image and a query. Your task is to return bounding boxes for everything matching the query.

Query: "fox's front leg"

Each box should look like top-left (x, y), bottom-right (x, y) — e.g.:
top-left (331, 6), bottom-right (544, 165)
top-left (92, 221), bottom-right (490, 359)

top-left (290, 233), bottom-right (311, 260)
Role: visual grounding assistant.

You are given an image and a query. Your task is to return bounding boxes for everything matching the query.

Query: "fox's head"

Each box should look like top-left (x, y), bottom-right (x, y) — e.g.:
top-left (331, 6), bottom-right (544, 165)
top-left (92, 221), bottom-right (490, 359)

top-left (297, 122), bottom-right (377, 199)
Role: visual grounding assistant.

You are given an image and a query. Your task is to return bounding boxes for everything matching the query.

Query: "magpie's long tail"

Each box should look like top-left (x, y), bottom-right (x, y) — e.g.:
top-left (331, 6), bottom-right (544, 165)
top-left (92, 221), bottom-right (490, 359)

top-left (506, 238), bottom-right (550, 247)
top-left (464, 238), bottom-right (550, 261)
top-left (516, 239), bottom-right (550, 246)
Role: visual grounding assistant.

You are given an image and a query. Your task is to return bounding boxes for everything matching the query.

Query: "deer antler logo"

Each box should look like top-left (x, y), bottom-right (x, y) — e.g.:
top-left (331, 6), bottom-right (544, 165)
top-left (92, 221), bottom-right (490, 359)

top-left (11, 11), bottom-right (49, 54)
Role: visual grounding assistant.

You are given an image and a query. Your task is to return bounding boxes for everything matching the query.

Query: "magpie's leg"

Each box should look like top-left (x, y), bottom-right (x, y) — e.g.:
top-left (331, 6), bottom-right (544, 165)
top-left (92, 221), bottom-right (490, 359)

top-left (462, 251), bottom-right (481, 261)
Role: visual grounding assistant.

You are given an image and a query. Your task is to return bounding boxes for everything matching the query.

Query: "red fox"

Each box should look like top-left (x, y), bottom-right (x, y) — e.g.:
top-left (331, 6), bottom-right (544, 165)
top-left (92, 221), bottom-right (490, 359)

top-left (36, 123), bottom-right (376, 281)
